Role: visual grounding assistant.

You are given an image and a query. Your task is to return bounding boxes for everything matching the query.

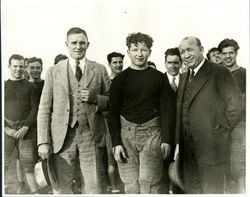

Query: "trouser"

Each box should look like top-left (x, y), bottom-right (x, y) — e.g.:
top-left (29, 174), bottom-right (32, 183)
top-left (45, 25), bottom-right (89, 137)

top-left (159, 144), bottom-right (176, 194)
top-left (54, 123), bottom-right (105, 194)
top-left (118, 116), bottom-right (163, 194)
top-left (4, 133), bottom-right (36, 172)
top-left (182, 129), bottom-right (228, 194)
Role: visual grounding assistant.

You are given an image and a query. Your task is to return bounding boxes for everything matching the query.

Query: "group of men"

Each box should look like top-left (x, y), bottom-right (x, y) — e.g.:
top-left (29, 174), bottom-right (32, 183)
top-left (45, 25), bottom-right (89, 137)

top-left (4, 27), bottom-right (245, 194)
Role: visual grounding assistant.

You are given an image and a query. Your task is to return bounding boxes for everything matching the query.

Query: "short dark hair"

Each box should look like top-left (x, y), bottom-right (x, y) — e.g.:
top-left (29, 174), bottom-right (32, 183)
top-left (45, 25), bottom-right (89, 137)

top-left (218, 38), bottom-right (240, 52)
top-left (67, 27), bottom-right (88, 39)
top-left (164, 47), bottom-right (182, 63)
top-left (126, 32), bottom-right (154, 49)
top-left (8, 54), bottom-right (24, 65)
top-left (54, 54), bottom-right (68, 65)
top-left (107, 52), bottom-right (125, 64)
top-left (27, 57), bottom-right (43, 69)
top-left (206, 47), bottom-right (220, 60)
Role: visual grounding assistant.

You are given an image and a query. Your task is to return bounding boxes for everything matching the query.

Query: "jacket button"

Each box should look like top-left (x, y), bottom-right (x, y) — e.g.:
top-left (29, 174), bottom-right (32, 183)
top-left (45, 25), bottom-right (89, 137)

top-left (67, 109), bottom-right (69, 112)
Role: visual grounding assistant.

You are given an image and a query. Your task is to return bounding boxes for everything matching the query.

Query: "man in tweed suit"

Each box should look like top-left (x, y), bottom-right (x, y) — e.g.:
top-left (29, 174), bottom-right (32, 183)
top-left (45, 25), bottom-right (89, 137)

top-left (37, 27), bottom-right (111, 194)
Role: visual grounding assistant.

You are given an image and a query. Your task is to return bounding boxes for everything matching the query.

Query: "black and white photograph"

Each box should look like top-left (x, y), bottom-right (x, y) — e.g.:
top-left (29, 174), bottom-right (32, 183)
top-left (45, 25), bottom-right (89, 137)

top-left (1, 0), bottom-right (249, 196)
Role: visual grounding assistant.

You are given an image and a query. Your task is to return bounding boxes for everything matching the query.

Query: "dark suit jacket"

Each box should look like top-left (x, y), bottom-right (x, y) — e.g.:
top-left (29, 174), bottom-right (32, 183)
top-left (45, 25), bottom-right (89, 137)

top-left (37, 58), bottom-right (111, 153)
top-left (176, 59), bottom-right (242, 165)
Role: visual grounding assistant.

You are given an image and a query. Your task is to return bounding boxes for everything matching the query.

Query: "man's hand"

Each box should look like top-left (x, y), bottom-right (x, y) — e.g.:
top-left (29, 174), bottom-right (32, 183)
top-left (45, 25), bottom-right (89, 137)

top-left (4, 127), bottom-right (17, 137)
top-left (14, 126), bottom-right (29, 139)
top-left (38, 144), bottom-right (51, 160)
top-left (81, 88), bottom-right (97, 104)
top-left (161, 143), bottom-right (171, 159)
top-left (112, 145), bottom-right (127, 163)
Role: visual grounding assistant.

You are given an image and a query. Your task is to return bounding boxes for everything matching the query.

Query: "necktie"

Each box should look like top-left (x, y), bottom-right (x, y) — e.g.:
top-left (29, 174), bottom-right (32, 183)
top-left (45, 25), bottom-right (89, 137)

top-left (75, 60), bottom-right (82, 82)
top-left (188, 69), bottom-right (194, 82)
top-left (171, 77), bottom-right (178, 92)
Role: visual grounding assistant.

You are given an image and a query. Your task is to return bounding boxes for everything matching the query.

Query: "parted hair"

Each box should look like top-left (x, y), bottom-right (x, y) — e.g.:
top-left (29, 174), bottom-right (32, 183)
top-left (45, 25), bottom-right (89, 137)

top-left (9, 54), bottom-right (24, 65)
top-left (67, 27), bottom-right (88, 39)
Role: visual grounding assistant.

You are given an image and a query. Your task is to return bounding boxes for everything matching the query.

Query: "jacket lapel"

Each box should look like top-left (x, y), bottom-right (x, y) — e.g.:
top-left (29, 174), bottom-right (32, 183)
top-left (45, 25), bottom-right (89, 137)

top-left (186, 60), bottom-right (211, 108)
top-left (83, 59), bottom-right (95, 88)
top-left (177, 71), bottom-right (189, 108)
top-left (58, 59), bottom-right (70, 93)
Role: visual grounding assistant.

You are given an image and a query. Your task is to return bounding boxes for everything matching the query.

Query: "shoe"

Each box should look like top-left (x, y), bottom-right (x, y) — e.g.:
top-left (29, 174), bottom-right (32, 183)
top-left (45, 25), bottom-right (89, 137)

top-left (111, 189), bottom-right (121, 194)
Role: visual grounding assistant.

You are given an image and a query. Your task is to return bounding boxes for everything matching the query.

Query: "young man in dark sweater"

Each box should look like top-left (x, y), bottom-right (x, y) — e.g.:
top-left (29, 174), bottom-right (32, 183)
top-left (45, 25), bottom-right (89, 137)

top-left (15, 56), bottom-right (45, 193)
top-left (108, 32), bottom-right (175, 194)
top-left (27, 57), bottom-right (44, 100)
top-left (218, 38), bottom-right (246, 193)
top-left (4, 54), bottom-right (39, 194)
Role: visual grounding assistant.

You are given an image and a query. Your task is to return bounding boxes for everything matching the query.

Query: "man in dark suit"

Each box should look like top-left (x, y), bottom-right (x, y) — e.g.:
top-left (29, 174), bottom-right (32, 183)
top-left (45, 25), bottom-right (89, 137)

top-left (37, 27), bottom-right (111, 194)
top-left (176, 36), bottom-right (242, 194)
top-left (160, 47), bottom-right (182, 194)
top-left (164, 47), bottom-right (182, 93)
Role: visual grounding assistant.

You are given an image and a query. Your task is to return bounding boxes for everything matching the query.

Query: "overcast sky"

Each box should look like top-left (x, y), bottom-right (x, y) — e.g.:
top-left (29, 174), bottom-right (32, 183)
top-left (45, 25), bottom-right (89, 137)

top-left (1, 0), bottom-right (249, 79)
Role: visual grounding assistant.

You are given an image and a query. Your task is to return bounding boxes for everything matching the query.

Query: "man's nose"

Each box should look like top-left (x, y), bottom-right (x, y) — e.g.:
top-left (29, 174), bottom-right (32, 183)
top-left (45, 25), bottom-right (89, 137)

top-left (184, 51), bottom-right (190, 58)
top-left (76, 43), bottom-right (81, 48)
top-left (136, 50), bottom-right (143, 56)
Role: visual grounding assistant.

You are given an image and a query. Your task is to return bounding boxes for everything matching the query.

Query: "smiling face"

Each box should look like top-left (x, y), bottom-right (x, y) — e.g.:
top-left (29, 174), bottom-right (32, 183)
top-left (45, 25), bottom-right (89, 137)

top-left (165, 55), bottom-right (182, 76)
top-left (127, 42), bottom-right (151, 69)
top-left (221, 46), bottom-right (237, 67)
top-left (109, 56), bottom-right (124, 75)
top-left (8, 59), bottom-right (25, 80)
top-left (209, 50), bottom-right (223, 64)
top-left (65, 33), bottom-right (89, 60)
top-left (179, 37), bottom-right (204, 69)
top-left (28, 61), bottom-right (43, 81)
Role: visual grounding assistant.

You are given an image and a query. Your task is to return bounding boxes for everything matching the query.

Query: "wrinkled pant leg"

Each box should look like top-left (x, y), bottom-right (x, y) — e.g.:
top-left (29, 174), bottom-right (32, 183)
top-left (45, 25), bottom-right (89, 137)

top-left (54, 128), bottom-right (78, 194)
top-left (118, 128), bottom-right (140, 194)
top-left (4, 134), bottom-right (16, 186)
top-left (4, 134), bottom-right (16, 171)
top-left (140, 128), bottom-right (163, 194)
top-left (78, 129), bottom-right (104, 194)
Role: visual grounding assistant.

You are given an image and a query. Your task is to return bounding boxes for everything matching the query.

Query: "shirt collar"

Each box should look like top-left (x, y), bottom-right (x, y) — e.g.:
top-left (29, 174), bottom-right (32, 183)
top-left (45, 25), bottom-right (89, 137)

top-left (69, 56), bottom-right (86, 72)
top-left (166, 72), bottom-right (180, 81)
top-left (166, 72), bottom-right (180, 86)
top-left (193, 58), bottom-right (205, 75)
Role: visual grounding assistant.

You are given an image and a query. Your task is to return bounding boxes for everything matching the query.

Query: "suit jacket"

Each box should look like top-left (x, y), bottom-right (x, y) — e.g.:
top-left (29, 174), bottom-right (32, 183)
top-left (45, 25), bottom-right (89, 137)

top-left (176, 60), bottom-right (242, 164)
top-left (37, 58), bottom-right (111, 153)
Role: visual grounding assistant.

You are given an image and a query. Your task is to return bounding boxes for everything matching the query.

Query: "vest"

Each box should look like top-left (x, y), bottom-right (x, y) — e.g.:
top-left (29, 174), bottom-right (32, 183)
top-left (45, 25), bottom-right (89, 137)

top-left (68, 64), bottom-right (88, 129)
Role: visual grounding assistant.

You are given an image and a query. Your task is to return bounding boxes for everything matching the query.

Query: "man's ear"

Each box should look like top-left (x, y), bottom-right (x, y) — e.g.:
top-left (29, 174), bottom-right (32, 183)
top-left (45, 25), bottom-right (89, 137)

top-left (200, 46), bottom-right (204, 54)
top-left (65, 41), bottom-right (68, 48)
